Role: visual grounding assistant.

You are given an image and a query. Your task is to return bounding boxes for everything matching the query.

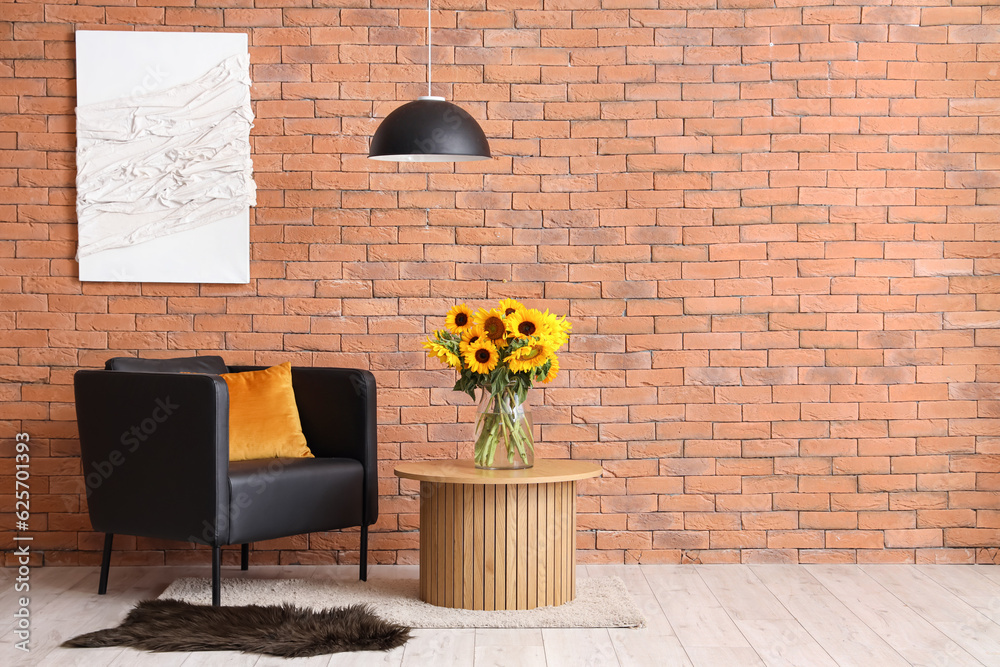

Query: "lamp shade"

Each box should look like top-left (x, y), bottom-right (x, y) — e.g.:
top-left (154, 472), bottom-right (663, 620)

top-left (369, 96), bottom-right (491, 162)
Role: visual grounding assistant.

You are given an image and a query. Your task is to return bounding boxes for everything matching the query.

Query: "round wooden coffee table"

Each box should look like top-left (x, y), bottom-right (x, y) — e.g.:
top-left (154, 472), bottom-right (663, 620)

top-left (394, 459), bottom-right (602, 611)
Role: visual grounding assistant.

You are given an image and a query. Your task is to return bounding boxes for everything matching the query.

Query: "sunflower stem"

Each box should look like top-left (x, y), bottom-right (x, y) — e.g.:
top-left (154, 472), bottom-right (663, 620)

top-left (474, 384), bottom-right (533, 468)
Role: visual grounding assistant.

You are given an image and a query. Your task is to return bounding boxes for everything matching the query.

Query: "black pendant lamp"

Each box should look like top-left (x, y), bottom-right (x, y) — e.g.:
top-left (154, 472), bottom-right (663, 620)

top-left (369, 0), bottom-right (491, 162)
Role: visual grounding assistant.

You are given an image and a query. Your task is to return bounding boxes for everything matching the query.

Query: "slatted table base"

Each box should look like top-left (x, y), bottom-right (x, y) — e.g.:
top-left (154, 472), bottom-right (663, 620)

top-left (418, 480), bottom-right (577, 610)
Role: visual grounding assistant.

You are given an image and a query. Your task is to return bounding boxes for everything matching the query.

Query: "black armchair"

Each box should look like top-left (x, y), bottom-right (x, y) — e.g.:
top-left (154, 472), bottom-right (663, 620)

top-left (74, 356), bottom-right (378, 605)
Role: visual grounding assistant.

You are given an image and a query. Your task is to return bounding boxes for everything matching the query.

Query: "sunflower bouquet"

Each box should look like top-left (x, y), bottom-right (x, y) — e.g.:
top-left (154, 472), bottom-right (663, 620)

top-left (423, 299), bottom-right (571, 469)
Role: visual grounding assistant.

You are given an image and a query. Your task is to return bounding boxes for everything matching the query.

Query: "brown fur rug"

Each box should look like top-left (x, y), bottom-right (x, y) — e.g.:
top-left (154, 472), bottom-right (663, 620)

top-left (61, 599), bottom-right (411, 657)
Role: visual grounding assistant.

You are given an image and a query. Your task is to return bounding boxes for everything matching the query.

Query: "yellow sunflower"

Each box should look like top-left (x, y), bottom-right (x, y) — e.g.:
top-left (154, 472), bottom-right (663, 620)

top-left (474, 308), bottom-right (508, 347)
top-left (498, 298), bottom-right (525, 319)
top-left (507, 307), bottom-right (547, 340)
top-left (459, 325), bottom-right (485, 355)
top-left (541, 355), bottom-right (560, 383)
top-left (507, 339), bottom-right (554, 374)
top-left (422, 338), bottom-right (461, 369)
top-left (542, 310), bottom-right (571, 347)
top-left (445, 303), bottom-right (474, 334)
top-left (464, 339), bottom-right (499, 375)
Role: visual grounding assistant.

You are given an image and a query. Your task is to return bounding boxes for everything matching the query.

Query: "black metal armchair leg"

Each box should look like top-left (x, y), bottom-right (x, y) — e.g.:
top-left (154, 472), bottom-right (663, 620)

top-left (241, 543), bottom-right (249, 571)
top-left (98, 533), bottom-right (113, 595)
top-left (360, 523), bottom-right (368, 582)
top-left (212, 545), bottom-right (221, 606)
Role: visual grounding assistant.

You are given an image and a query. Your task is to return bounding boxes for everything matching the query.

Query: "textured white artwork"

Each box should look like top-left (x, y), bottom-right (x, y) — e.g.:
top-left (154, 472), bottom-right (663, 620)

top-left (75, 31), bottom-right (255, 283)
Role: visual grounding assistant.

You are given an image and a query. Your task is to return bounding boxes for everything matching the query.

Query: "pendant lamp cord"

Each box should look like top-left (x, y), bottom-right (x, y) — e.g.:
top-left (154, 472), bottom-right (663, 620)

top-left (427, 0), bottom-right (432, 97)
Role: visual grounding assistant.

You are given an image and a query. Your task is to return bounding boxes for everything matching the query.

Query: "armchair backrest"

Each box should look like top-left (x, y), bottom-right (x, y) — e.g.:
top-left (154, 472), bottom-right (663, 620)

top-left (105, 355), bottom-right (229, 374)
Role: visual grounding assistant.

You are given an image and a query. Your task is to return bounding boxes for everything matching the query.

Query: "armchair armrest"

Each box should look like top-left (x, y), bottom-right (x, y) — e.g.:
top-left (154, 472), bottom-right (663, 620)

top-left (74, 371), bottom-right (231, 545)
top-left (229, 366), bottom-right (378, 525)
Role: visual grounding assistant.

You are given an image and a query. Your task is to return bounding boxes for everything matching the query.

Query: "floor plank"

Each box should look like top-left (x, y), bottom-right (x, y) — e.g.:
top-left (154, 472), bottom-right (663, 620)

top-left (181, 652), bottom-right (261, 667)
top-left (32, 646), bottom-right (125, 667)
top-left (973, 565), bottom-right (1000, 586)
top-left (28, 567), bottom-right (153, 662)
top-left (399, 629), bottom-right (475, 667)
top-left (256, 654), bottom-right (333, 667)
top-left (752, 565), bottom-right (910, 667)
top-left (608, 629), bottom-right (692, 667)
top-left (608, 583), bottom-right (692, 667)
top-left (473, 645), bottom-right (546, 667)
top-left (618, 592), bottom-right (681, 638)
top-left (542, 628), bottom-right (619, 667)
top-left (808, 565), bottom-right (984, 667)
top-left (695, 565), bottom-right (792, 621)
top-left (746, 564), bottom-right (829, 599)
top-left (734, 619), bottom-right (838, 667)
top-left (471, 628), bottom-right (550, 665)
top-left (917, 565), bottom-right (1000, 625)
top-left (1, 565), bottom-right (95, 635)
top-left (107, 649), bottom-right (190, 666)
top-left (695, 565), bottom-right (837, 666)
top-left (474, 628), bottom-right (544, 646)
top-left (643, 566), bottom-right (753, 650)
top-left (586, 564), bottom-right (653, 597)
top-left (325, 647), bottom-right (404, 667)
top-left (862, 565), bottom-right (1000, 666)
top-left (684, 647), bottom-right (765, 667)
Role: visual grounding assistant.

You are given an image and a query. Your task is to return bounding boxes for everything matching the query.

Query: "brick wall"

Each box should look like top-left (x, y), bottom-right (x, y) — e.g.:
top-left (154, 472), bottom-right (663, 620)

top-left (2, 1), bottom-right (999, 568)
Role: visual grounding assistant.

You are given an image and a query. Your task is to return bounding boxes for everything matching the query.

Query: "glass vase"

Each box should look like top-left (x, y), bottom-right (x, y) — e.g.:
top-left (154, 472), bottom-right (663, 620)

top-left (473, 384), bottom-right (534, 470)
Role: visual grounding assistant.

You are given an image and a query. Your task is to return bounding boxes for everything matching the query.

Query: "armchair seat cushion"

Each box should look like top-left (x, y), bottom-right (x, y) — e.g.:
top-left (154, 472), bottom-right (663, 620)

top-left (227, 457), bottom-right (364, 545)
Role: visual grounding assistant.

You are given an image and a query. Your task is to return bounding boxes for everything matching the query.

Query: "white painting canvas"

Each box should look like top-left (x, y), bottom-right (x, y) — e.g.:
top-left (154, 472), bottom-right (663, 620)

top-left (75, 30), bottom-right (254, 283)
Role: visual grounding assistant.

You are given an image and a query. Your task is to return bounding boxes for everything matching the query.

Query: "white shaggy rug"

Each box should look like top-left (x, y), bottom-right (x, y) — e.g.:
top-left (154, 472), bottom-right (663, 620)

top-left (160, 575), bottom-right (645, 629)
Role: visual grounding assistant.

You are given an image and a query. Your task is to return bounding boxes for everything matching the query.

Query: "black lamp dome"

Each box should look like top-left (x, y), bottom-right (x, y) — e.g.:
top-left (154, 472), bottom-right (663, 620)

top-left (369, 96), bottom-right (491, 162)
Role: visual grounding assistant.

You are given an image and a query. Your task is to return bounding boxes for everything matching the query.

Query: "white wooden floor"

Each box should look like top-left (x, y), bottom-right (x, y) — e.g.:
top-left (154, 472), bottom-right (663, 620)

top-left (3, 564), bottom-right (999, 666)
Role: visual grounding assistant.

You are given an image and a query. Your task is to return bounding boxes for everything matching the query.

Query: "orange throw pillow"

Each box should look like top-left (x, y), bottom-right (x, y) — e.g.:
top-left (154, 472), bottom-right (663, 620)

top-left (221, 362), bottom-right (313, 462)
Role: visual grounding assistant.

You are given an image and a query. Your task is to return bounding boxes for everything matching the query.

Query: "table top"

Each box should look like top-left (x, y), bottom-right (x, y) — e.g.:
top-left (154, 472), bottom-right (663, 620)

top-left (394, 459), bottom-right (603, 485)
